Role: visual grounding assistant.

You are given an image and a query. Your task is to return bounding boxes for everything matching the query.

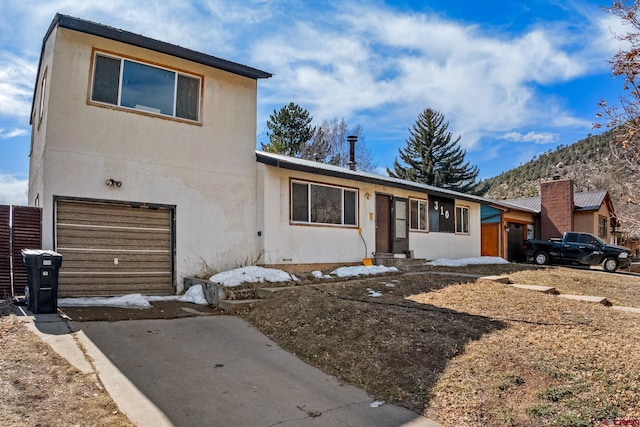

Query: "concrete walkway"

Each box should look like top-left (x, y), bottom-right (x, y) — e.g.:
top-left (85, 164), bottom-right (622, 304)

top-left (21, 310), bottom-right (439, 427)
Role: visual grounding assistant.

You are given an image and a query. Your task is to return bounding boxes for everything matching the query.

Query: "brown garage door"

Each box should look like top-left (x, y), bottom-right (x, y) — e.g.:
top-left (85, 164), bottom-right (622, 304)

top-left (55, 199), bottom-right (174, 297)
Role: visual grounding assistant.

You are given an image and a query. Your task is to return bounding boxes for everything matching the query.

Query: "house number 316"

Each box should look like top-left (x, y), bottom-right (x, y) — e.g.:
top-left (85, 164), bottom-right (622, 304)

top-left (433, 201), bottom-right (450, 219)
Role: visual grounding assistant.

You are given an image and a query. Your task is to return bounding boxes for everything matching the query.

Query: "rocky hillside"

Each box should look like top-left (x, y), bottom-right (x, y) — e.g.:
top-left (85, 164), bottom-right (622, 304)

top-left (479, 128), bottom-right (640, 236)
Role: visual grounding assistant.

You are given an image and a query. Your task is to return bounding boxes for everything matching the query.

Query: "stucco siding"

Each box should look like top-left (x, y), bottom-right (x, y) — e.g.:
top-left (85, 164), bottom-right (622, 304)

top-left (258, 164), bottom-right (481, 265)
top-left (34, 26), bottom-right (260, 292)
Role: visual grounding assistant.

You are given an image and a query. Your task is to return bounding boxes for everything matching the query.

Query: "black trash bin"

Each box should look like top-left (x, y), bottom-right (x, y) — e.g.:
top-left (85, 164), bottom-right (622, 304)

top-left (22, 249), bottom-right (63, 314)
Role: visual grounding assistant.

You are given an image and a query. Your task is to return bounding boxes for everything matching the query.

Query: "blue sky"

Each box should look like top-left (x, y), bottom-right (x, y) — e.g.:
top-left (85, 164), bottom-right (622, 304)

top-left (0, 0), bottom-right (628, 204)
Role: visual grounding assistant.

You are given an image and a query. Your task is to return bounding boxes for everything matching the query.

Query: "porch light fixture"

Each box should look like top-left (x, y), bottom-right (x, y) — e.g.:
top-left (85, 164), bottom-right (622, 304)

top-left (105, 178), bottom-right (123, 187)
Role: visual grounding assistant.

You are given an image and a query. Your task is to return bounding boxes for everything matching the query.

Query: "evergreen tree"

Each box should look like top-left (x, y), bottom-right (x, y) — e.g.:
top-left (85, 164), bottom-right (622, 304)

top-left (388, 108), bottom-right (479, 193)
top-left (261, 102), bottom-right (315, 156)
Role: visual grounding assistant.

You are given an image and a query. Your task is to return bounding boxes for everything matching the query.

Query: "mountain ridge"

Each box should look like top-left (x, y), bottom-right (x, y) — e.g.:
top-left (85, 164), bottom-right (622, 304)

top-left (478, 128), bottom-right (640, 236)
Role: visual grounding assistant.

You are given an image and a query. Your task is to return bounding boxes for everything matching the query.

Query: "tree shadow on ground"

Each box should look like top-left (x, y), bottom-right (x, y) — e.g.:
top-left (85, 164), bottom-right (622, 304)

top-left (242, 275), bottom-right (507, 415)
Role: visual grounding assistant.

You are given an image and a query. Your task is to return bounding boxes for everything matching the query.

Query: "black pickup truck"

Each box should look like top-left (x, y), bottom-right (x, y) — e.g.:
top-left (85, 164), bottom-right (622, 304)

top-left (523, 232), bottom-right (631, 272)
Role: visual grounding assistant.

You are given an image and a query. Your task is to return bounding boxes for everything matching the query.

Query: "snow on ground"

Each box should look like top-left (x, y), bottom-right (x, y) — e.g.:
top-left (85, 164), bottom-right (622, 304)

top-left (210, 266), bottom-right (298, 288)
top-left (58, 285), bottom-right (208, 309)
top-left (426, 256), bottom-right (510, 267)
top-left (330, 265), bottom-right (399, 277)
top-left (56, 264), bottom-right (400, 308)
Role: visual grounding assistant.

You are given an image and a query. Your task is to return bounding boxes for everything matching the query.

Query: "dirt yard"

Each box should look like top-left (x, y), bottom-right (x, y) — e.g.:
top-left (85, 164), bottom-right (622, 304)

top-left (2, 264), bottom-right (639, 426)
top-left (242, 265), bottom-right (640, 426)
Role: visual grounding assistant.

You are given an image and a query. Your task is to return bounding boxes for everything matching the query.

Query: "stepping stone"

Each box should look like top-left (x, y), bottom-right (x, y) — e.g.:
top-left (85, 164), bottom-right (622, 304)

top-left (508, 284), bottom-right (557, 294)
top-left (481, 275), bottom-right (511, 284)
top-left (611, 306), bottom-right (640, 314)
top-left (218, 299), bottom-right (260, 313)
top-left (558, 294), bottom-right (610, 305)
top-left (256, 287), bottom-right (296, 299)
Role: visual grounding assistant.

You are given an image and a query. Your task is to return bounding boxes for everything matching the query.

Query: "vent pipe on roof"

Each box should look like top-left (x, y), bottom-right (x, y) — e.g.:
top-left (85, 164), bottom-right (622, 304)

top-left (347, 135), bottom-right (357, 171)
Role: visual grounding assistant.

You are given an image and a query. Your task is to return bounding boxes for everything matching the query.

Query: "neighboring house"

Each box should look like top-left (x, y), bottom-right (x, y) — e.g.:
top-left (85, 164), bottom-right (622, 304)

top-left (29, 14), bottom-right (487, 297)
top-left (482, 178), bottom-right (619, 262)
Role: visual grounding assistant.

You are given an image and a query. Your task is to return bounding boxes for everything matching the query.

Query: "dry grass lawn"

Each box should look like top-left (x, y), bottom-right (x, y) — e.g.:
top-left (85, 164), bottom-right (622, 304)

top-left (508, 266), bottom-right (640, 307)
top-left (0, 302), bottom-right (134, 427)
top-left (243, 266), bottom-right (640, 427)
top-left (2, 264), bottom-right (639, 426)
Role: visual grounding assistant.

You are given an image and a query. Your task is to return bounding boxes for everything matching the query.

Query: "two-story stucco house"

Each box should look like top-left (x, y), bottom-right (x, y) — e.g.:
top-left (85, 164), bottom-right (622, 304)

top-left (29, 14), bottom-right (487, 297)
top-left (29, 14), bottom-right (271, 296)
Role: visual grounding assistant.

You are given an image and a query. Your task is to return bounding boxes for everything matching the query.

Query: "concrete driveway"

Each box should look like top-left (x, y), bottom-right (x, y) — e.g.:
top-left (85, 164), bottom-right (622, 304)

top-left (68, 316), bottom-right (439, 427)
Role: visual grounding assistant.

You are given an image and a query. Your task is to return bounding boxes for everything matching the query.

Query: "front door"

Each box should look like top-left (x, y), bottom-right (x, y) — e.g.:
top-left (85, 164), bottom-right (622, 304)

top-left (507, 222), bottom-right (526, 262)
top-left (375, 194), bottom-right (409, 255)
top-left (375, 194), bottom-right (392, 253)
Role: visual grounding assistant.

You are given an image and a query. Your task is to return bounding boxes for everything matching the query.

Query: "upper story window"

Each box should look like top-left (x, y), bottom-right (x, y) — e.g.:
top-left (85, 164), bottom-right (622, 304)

top-left (410, 198), bottom-right (427, 231)
top-left (38, 67), bottom-right (47, 126)
top-left (91, 52), bottom-right (201, 122)
top-left (291, 180), bottom-right (358, 226)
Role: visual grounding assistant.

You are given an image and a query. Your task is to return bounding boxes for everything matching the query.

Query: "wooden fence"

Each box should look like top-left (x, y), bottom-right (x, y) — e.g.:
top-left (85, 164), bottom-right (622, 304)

top-left (0, 205), bottom-right (42, 299)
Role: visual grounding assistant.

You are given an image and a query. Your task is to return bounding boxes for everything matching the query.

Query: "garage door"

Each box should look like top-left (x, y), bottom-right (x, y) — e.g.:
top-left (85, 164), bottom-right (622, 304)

top-left (55, 199), bottom-right (174, 297)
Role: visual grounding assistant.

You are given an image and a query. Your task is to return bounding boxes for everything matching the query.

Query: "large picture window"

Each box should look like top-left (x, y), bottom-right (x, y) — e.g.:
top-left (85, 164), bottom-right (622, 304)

top-left (91, 53), bottom-right (200, 121)
top-left (455, 206), bottom-right (470, 234)
top-left (291, 181), bottom-right (357, 226)
top-left (410, 199), bottom-right (427, 231)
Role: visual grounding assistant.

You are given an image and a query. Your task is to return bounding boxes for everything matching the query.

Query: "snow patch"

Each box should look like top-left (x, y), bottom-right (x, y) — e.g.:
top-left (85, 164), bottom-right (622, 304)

top-left (330, 265), bottom-right (399, 278)
top-left (210, 266), bottom-right (298, 288)
top-left (426, 256), bottom-right (510, 267)
top-left (58, 293), bottom-right (153, 309)
top-left (179, 284), bottom-right (208, 305)
top-left (311, 270), bottom-right (331, 279)
top-left (366, 288), bottom-right (383, 297)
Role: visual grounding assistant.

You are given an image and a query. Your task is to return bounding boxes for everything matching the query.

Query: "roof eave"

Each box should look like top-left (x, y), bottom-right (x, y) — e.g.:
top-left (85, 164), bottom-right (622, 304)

top-left (256, 151), bottom-right (488, 205)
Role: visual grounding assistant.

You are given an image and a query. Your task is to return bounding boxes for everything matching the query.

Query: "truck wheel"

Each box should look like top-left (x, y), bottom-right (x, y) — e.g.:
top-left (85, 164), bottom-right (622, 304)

top-left (534, 252), bottom-right (549, 265)
top-left (603, 257), bottom-right (618, 272)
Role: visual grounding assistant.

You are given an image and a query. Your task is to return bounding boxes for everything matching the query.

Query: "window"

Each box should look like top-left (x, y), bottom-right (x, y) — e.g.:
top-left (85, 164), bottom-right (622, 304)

top-left (91, 53), bottom-right (200, 121)
top-left (291, 181), bottom-right (357, 226)
top-left (410, 199), bottom-right (427, 231)
top-left (455, 206), bottom-right (469, 234)
top-left (598, 216), bottom-right (608, 238)
top-left (38, 68), bottom-right (47, 125)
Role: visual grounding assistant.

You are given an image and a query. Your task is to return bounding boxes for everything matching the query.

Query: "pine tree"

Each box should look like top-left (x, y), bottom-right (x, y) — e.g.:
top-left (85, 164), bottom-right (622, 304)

top-left (261, 102), bottom-right (315, 156)
top-left (388, 108), bottom-right (479, 193)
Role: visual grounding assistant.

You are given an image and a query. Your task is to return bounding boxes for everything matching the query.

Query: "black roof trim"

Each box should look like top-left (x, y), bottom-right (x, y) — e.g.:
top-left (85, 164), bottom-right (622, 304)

top-left (51, 14), bottom-right (272, 79)
top-left (256, 151), bottom-right (488, 205)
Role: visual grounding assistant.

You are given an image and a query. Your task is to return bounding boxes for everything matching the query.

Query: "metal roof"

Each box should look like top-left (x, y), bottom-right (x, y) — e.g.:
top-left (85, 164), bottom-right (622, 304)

top-left (573, 191), bottom-right (608, 211)
top-left (256, 151), bottom-right (491, 205)
top-left (495, 197), bottom-right (541, 213)
top-left (31, 14), bottom-right (272, 122)
top-left (497, 190), bottom-right (609, 213)
top-left (49, 14), bottom-right (272, 79)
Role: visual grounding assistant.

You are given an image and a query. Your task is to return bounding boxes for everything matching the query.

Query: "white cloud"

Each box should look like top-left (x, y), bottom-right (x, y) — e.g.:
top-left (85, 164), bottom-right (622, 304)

top-left (0, 174), bottom-right (28, 205)
top-left (252, 2), bottom-right (601, 152)
top-left (0, 128), bottom-right (28, 139)
top-left (501, 131), bottom-right (559, 144)
top-left (0, 0), bottom-right (619, 174)
top-left (0, 51), bottom-right (37, 119)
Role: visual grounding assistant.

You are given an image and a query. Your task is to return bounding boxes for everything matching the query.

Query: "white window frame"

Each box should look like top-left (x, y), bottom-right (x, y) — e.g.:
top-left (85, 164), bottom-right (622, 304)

top-left (409, 198), bottom-right (428, 231)
top-left (455, 205), bottom-right (470, 234)
top-left (90, 51), bottom-right (202, 122)
top-left (38, 67), bottom-right (48, 127)
top-left (290, 180), bottom-right (358, 227)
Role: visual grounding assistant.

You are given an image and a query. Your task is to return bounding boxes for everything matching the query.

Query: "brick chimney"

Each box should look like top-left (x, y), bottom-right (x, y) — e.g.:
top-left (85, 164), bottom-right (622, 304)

top-left (540, 177), bottom-right (574, 240)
